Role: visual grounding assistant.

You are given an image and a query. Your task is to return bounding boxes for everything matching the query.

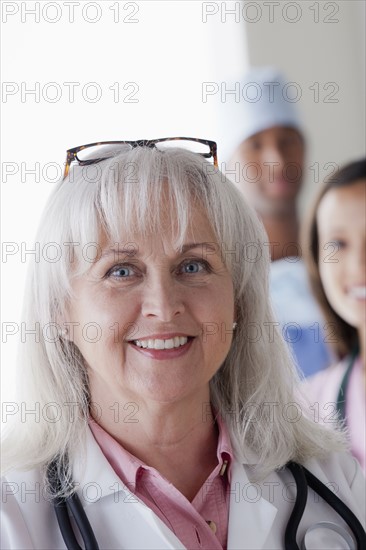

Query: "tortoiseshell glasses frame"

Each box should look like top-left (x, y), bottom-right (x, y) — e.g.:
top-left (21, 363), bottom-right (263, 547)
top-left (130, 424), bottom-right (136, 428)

top-left (63, 137), bottom-right (218, 178)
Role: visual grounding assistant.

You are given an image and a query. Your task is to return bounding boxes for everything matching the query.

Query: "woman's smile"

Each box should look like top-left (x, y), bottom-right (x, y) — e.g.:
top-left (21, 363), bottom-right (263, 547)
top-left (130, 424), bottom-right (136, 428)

top-left (133, 334), bottom-right (190, 350)
top-left (129, 333), bottom-right (195, 360)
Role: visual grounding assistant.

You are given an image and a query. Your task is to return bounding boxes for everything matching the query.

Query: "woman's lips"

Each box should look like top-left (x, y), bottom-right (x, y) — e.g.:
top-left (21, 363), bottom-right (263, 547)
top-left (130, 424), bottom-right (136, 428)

top-left (348, 286), bottom-right (366, 301)
top-left (128, 336), bottom-right (194, 360)
top-left (134, 335), bottom-right (189, 350)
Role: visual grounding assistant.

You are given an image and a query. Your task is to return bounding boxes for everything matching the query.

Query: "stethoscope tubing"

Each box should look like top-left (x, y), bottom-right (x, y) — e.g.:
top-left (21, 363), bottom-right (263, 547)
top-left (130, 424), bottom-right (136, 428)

top-left (285, 462), bottom-right (307, 550)
top-left (54, 493), bottom-right (100, 550)
top-left (286, 461), bottom-right (366, 550)
top-left (302, 464), bottom-right (366, 547)
top-left (51, 461), bottom-right (366, 550)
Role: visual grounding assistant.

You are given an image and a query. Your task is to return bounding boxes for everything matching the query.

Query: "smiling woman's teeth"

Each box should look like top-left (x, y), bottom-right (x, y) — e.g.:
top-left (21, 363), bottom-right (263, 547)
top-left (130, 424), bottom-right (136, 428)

top-left (349, 286), bottom-right (366, 299)
top-left (134, 336), bottom-right (189, 349)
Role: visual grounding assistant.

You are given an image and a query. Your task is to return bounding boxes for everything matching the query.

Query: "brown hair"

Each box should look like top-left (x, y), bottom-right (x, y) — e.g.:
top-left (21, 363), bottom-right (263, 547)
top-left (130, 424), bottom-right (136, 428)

top-left (302, 158), bottom-right (366, 359)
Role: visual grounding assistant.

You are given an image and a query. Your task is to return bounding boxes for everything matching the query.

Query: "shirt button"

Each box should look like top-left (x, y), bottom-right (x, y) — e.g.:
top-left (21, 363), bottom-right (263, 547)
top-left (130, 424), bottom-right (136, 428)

top-left (206, 520), bottom-right (217, 534)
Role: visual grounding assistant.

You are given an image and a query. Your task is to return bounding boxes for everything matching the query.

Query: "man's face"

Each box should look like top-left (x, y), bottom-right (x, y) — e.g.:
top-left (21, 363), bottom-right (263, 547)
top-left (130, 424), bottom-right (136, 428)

top-left (228, 126), bottom-right (305, 216)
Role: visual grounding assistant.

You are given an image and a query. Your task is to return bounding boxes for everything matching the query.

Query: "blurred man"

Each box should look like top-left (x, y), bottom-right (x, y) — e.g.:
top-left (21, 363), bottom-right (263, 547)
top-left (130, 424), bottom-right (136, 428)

top-left (220, 67), bottom-right (333, 376)
top-left (229, 125), bottom-right (303, 261)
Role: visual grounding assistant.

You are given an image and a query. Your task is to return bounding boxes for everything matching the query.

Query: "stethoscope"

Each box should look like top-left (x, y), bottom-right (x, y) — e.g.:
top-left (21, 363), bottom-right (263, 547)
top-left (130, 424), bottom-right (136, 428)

top-left (336, 348), bottom-right (359, 425)
top-left (48, 460), bottom-right (366, 550)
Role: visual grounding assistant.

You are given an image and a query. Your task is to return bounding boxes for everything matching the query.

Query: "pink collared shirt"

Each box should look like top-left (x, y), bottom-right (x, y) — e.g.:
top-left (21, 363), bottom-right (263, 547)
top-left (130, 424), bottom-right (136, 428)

top-left (89, 416), bottom-right (233, 550)
top-left (306, 356), bottom-right (365, 473)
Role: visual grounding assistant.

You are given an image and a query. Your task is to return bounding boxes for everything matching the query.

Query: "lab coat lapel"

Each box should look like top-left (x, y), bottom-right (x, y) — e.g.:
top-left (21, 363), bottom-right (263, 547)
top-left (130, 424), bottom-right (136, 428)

top-left (72, 428), bottom-right (125, 502)
top-left (72, 428), bottom-right (186, 549)
top-left (227, 460), bottom-right (277, 550)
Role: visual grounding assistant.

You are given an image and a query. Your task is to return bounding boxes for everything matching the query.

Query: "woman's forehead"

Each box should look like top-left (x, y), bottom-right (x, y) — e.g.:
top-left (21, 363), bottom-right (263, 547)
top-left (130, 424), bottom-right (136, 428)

top-left (317, 180), bottom-right (366, 230)
top-left (99, 206), bottom-right (219, 254)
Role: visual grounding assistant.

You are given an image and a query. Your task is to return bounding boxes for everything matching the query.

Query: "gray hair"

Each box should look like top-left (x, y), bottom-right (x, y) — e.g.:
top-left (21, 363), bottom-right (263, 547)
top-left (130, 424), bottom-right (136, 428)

top-left (2, 146), bottom-right (344, 495)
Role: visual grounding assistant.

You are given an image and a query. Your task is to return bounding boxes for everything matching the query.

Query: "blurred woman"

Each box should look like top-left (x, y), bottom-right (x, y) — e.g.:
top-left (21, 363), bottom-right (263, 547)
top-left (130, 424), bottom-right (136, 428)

top-left (304, 158), bottom-right (366, 473)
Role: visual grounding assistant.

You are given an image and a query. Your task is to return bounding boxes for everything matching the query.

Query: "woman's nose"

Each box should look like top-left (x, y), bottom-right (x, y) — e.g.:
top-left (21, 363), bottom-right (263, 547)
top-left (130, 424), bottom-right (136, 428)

top-left (350, 240), bottom-right (366, 274)
top-left (141, 275), bottom-right (185, 321)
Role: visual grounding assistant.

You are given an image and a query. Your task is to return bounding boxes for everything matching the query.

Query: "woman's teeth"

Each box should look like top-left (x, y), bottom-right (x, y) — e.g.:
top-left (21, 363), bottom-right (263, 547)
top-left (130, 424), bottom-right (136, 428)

top-left (349, 286), bottom-right (366, 299)
top-left (134, 336), bottom-right (189, 350)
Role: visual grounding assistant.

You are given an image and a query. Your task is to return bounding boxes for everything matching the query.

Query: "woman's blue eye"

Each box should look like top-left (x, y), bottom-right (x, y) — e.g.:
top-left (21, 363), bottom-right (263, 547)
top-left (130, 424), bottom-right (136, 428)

top-left (109, 265), bottom-right (134, 278)
top-left (181, 261), bottom-right (206, 274)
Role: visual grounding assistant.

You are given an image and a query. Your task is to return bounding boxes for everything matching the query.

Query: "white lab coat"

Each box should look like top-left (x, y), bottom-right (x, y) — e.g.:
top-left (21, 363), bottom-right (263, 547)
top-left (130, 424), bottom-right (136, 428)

top-left (1, 427), bottom-right (365, 549)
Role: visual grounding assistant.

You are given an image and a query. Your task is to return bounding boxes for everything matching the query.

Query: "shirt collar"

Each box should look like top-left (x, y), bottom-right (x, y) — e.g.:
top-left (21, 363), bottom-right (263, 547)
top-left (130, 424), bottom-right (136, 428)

top-left (89, 413), bottom-right (234, 490)
top-left (89, 418), bottom-right (143, 491)
top-left (214, 413), bottom-right (234, 483)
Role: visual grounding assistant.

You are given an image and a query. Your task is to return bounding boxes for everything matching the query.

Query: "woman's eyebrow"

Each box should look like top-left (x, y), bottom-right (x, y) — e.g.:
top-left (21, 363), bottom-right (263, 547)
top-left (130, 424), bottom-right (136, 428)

top-left (97, 247), bottom-right (139, 262)
top-left (180, 242), bottom-right (219, 254)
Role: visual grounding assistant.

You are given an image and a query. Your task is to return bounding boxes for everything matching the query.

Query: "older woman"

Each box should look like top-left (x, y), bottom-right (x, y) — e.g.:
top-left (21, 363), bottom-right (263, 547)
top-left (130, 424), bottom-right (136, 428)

top-left (1, 139), bottom-right (365, 550)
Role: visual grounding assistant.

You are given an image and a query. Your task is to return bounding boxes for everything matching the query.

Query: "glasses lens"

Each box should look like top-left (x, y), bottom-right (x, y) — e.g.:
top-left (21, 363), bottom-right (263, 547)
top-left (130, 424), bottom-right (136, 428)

top-left (154, 139), bottom-right (213, 159)
top-left (74, 140), bottom-right (215, 164)
top-left (76, 143), bottom-right (132, 163)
